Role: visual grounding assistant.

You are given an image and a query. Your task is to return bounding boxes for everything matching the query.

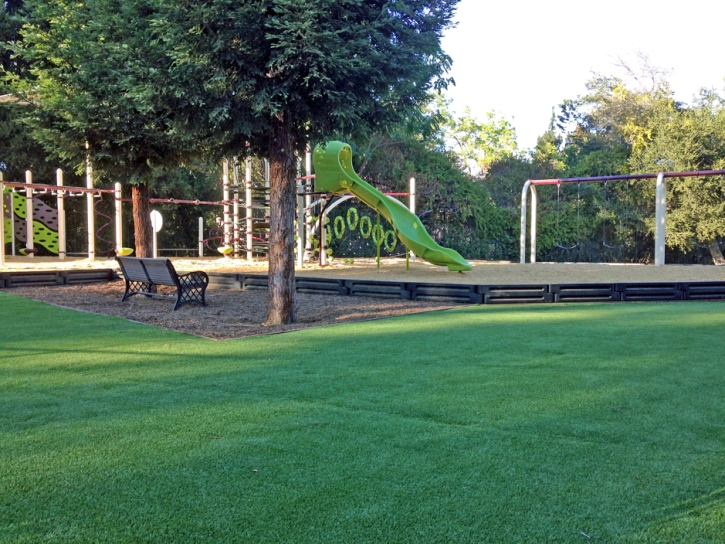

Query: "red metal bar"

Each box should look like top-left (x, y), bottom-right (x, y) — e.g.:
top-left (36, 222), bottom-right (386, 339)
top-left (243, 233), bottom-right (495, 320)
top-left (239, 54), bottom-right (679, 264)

top-left (120, 197), bottom-right (222, 205)
top-left (2, 181), bottom-right (114, 194)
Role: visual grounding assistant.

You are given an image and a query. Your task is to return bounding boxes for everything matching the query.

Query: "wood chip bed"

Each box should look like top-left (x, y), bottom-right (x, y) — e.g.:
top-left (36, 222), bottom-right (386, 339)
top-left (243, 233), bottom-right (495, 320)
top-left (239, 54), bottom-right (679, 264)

top-left (11, 281), bottom-right (455, 340)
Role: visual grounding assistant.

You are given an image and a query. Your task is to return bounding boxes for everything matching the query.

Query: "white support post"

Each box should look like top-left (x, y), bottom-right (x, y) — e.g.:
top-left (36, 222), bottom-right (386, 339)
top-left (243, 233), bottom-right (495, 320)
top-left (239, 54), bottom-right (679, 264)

top-left (86, 145), bottom-right (95, 260)
top-left (305, 147), bottom-right (312, 261)
top-left (198, 217), bottom-right (204, 257)
top-left (114, 182), bottom-right (122, 254)
top-left (57, 169), bottom-right (66, 260)
top-left (246, 158), bottom-right (253, 261)
top-left (320, 201), bottom-right (327, 266)
top-left (655, 172), bottom-right (667, 266)
top-left (0, 171), bottom-right (4, 267)
top-left (297, 178), bottom-right (304, 268)
top-left (9, 189), bottom-right (15, 256)
top-left (409, 177), bottom-right (416, 260)
top-left (530, 184), bottom-right (538, 264)
top-left (25, 170), bottom-right (34, 257)
top-left (520, 180), bottom-right (531, 263)
top-left (233, 158), bottom-right (240, 258)
top-left (222, 158), bottom-right (230, 248)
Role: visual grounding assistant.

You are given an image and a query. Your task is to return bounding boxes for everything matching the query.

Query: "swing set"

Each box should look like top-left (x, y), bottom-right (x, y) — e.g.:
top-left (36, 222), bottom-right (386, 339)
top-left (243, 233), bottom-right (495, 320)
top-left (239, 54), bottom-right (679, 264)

top-left (521, 169), bottom-right (725, 266)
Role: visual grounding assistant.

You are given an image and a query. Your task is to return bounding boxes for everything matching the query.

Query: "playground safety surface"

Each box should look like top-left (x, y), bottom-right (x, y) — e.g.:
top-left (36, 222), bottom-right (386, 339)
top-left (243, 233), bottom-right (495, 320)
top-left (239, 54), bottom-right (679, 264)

top-left (4, 257), bottom-right (725, 339)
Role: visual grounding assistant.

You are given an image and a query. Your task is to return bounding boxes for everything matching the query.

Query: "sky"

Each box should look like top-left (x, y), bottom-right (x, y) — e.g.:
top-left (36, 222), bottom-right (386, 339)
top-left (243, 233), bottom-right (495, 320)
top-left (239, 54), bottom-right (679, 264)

top-left (440, 0), bottom-right (725, 151)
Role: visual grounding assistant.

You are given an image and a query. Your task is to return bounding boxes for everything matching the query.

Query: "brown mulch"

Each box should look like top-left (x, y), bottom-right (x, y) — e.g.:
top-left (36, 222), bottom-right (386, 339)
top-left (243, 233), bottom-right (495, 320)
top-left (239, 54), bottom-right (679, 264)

top-left (10, 281), bottom-right (456, 340)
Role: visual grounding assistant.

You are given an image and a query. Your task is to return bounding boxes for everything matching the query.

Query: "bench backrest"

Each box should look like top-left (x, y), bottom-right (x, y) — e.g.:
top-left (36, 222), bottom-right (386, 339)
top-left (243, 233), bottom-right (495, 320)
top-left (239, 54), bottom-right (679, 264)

top-left (142, 258), bottom-right (178, 287)
top-left (117, 257), bottom-right (179, 287)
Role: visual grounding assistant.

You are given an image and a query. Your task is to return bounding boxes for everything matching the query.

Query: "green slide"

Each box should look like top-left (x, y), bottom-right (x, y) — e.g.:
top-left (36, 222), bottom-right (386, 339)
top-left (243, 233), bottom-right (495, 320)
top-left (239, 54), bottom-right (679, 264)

top-left (313, 141), bottom-right (472, 271)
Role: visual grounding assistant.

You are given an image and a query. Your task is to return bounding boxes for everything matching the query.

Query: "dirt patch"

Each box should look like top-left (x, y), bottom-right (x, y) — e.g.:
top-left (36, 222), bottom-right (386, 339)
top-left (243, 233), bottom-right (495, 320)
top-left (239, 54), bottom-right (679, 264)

top-left (11, 281), bottom-right (455, 340)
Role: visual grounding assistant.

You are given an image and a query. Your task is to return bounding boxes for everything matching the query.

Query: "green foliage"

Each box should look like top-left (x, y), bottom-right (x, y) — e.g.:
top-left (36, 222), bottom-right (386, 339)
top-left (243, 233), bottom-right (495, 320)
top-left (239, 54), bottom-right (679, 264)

top-left (11, 0), bottom-right (202, 183)
top-left (157, 0), bottom-right (459, 157)
top-left (427, 94), bottom-right (519, 176)
top-left (632, 90), bottom-right (725, 253)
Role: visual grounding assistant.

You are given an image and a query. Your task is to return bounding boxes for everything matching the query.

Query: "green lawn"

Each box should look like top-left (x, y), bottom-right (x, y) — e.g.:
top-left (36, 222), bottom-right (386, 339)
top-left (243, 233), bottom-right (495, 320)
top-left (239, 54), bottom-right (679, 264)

top-left (2, 292), bottom-right (725, 543)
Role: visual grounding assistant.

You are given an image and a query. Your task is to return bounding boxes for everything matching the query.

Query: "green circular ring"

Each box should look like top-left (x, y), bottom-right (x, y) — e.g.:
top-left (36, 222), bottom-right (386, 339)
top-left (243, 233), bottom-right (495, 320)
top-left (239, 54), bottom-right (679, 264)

top-left (359, 216), bottom-right (372, 238)
top-left (347, 207), bottom-right (359, 230)
top-left (383, 229), bottom-right (397, 252)
top-left (371, 224), bottom-right (384, 246)
top-left (334, 216), bottom-right (346, 239)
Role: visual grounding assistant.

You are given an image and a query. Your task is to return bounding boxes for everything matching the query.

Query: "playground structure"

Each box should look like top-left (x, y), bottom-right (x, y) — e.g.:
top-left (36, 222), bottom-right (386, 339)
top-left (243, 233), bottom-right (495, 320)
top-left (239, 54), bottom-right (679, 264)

top-left (312, 141), bottom-right (472, 271)
top-left (0, 147), bottom-right (431, 269)
top-left (0, 169), bottom-right (224, 267)
top-left (520, 170), bottom-right (725, 266)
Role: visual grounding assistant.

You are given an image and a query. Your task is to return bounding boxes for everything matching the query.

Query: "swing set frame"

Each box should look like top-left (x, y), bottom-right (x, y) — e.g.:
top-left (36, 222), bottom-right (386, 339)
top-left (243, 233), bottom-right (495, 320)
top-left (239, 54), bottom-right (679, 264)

top-left (520, 169), bottom-right (725, 266)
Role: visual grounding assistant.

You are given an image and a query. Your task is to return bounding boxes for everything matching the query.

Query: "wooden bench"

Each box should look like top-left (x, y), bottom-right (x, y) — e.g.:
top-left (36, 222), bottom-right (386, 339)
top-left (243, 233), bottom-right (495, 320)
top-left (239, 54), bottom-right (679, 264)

top-left (116, 257), bottom-right (209, 311)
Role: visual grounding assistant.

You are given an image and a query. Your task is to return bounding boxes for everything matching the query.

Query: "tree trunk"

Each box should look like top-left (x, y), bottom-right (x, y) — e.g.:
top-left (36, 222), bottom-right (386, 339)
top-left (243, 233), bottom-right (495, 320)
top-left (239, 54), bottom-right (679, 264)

top-left (265, 114), bottom-right (297, 325)
top-left (709, 240), bottom-right (725, 265)
top-left (132, 183), bottom-right (153, 258)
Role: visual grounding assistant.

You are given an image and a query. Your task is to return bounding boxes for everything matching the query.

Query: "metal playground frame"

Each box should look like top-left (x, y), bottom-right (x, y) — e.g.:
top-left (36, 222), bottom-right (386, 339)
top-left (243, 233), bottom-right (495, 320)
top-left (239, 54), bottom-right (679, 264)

top-left (520, 170), bottom-right (725, 266)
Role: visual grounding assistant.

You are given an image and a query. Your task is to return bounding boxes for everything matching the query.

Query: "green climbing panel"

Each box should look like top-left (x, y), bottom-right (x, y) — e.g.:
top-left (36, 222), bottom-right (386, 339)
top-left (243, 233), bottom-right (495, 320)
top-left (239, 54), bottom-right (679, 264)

top-left (3, 186), bottom-right (60, 254)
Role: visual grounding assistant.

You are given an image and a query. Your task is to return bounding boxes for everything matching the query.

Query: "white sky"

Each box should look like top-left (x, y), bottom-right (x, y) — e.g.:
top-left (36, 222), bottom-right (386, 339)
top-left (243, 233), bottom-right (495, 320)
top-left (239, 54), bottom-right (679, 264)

top-left (441, 0), bottom-right (725, 151)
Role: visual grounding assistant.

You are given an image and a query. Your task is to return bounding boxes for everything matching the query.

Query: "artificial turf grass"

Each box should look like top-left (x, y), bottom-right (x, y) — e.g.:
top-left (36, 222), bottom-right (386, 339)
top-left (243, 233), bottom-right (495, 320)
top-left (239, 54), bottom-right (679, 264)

top-left (1, 293), bottom-right (725, 542)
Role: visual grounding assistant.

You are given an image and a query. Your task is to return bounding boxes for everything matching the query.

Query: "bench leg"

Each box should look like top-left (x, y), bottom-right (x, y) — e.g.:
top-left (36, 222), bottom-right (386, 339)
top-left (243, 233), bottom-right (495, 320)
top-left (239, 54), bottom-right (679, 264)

top-left (173, 273), bottom-right (208, 311)
top-left (121, 279), bottom-right (156, 302)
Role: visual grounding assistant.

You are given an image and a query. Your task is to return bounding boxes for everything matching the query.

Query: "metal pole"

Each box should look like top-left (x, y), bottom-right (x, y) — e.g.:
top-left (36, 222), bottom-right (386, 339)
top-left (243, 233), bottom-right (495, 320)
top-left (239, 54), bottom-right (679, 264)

top-left (246, 158), bottom-right (253, 261)
top-left (530, 184), bottom-right (538, 264)
top-left (9, 189), bottom-right (14, 256)
top-left (57, 169), bottom-right (66, 260)
top-left (114, 182), bottom-right (122, 254)
top-left (305, 148), bottom-right (312, 261)
top-left (320, 199), bottom-right (327, 266)
top-left (233, 157), bottom-right (240, 258)
top-left (85, 145), bottom-right (95, 260)
top-left (655, 172), bottom-right (666, 266)
top-left (0, 171), bottom-right (4, 267)
top-left (222, 158), bottom-right (230, 247)
top-left (520, 180), bottom-right (531, 263)
top-left (152, 214), bottom-right (158, 259)
top-left (297, 157), bottom-right (304, 268)
top-left (198, 216), bottom-right (204, 257)
top-left (25, 170), bottom-right (34, 257)
top-left (409, 177), bottom-right (416, 260)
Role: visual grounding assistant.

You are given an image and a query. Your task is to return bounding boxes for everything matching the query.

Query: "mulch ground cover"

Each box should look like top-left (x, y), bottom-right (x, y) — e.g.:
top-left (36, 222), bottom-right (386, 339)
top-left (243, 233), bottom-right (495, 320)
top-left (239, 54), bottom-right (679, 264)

top-left (11, 281), bottom-right (455, 339)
